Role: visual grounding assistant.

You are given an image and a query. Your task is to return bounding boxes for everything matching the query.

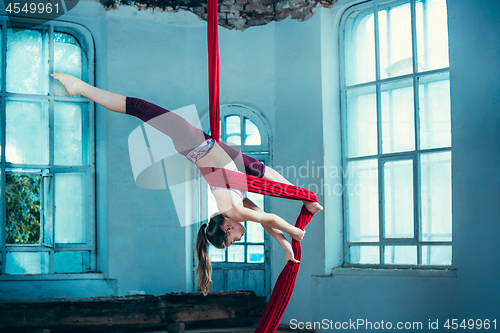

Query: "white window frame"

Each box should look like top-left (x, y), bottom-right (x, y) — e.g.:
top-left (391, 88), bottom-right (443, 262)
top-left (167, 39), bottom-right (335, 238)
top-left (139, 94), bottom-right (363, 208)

top-left (0, 17), bottom-right (96, 277)
top-left (339, 0), bottom-right (452, 269)
top-left (193, 104), bottom-right (272, 295)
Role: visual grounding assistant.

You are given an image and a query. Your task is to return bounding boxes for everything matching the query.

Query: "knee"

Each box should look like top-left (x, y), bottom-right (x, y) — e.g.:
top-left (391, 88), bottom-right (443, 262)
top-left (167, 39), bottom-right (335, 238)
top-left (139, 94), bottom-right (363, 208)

top-left (262, 166), bottom-right (278, 180)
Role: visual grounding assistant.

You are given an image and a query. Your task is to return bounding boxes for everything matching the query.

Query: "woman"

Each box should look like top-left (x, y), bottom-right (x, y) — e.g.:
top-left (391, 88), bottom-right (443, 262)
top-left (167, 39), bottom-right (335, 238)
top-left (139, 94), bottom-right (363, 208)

top-left (51, 72), bottom-right (323, 295)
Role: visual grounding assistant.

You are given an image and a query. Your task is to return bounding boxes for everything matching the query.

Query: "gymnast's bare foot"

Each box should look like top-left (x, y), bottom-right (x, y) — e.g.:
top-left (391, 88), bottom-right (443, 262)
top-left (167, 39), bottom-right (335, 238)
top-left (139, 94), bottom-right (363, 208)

top-left (290, 228), bottom-right (305, 242)
top-left (304, 201), bottom-right (323, 215)
top-left (50, 72), bottom-right (82, 96)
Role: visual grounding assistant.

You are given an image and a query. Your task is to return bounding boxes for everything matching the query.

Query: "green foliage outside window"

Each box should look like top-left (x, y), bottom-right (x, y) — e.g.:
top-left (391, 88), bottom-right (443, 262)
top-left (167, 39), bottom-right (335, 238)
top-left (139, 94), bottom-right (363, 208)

top-left (5, 174), bottom-right (41, 244)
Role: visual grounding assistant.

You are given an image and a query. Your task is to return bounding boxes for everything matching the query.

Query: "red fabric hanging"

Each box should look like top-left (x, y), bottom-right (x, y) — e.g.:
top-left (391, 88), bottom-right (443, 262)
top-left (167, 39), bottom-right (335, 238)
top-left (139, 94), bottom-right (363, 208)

top-left (200, 167), bottom-right (318, 333)
top-left (207, 0), bottom-right (220, 142)
top-left (205, 2), bottom-right (318, 332)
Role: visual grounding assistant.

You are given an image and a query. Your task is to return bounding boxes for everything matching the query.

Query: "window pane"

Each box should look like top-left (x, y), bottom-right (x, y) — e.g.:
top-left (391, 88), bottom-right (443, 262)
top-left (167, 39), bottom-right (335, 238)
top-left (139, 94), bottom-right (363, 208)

top-left (378, 3), bottom-right (413, 79)
top-left (42, 174), bottom-right (53, 246)
top-left (6, 99), bottom-right (49, 164)
top-left (247, 245), bottom-right (264, 263)
top-left (384, 160), bottom-right (414, 238)
top-left (210, 270), bottom-right (225, 291)
top-left (5, 252), bottom-right (49, 274)
top-left (247, 270), bottom-right (265, 295)
top-left (0, 170), bottom-right (1, 229)
top-left (346, 86), bottom-right (377, 157)
top-left (422, 246), bottom-right (451, 265)
top-left (345, 10), bottom-right (375, 85)
top-left (347, 159), bottom-right (379, 242)
top-left (416, 0), bottom-right (449, 71)
top-left (381, 80), bottom-right (415, 153)
top-left (0, 32), bottom-right (2, 91)
top-left (207, 185), bottom-right (219, 218)
top-left (227, 270), bottom-right (244, 290)
top-left (246, 191), bottom-right (265, 243)
top-left (244, 118), bottom-right (261, 146)
top-left (54, 102), bottom-right (84, 165)
top-left (0, 99), bottom-right (2, 161)
top-left (384, 246), bottom-right (417, 265)
top-left (227, 244), bottom-right (244, 262)
top-left (54, 251), bottom-right (90, 273)
top-left (421, 152), bottom-right (451, 241)
top-left (7, 29), bottom-right (49, 95)
top-left (236, 225), bottom-right (245, 243)
top-left (225, 115), bottom-right (241, 145)
top-left (55, 173), bottom-right (86, 244)
top-left (349, 246), bottom-right (379, 264)
top-left (419, 73), bottom-right (451, 149)
top-left (246, 221), bottom-right (264, 243)
top-left (53, 32), bottom-right (86, 97)
top-left (247, 191), bottom-right (264, 209)
top-left (5, 173), bottom-right (41, 244)
top-left (209, 245), bottom-right (226, 262)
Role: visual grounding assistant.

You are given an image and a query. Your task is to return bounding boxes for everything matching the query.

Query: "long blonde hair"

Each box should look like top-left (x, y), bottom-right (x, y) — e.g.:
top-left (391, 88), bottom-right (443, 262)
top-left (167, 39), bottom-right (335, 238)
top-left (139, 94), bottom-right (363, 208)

top-left (195, 214), bottom-right (227, 295)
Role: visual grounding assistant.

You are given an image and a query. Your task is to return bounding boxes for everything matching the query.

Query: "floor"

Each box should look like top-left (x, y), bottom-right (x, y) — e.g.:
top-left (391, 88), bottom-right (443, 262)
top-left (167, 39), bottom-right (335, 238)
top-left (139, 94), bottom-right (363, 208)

top-left (186, 328), bottom-right (303, 333)
top-left (139, 328), bottom-right (314, 333)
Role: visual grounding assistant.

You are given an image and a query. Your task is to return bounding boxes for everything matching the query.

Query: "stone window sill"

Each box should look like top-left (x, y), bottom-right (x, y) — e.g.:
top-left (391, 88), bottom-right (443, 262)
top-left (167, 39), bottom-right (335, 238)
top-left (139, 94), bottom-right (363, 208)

top-left (0, 273), bottom-right (105, 281)
top-left (324, 267), bottom-right (457, 278)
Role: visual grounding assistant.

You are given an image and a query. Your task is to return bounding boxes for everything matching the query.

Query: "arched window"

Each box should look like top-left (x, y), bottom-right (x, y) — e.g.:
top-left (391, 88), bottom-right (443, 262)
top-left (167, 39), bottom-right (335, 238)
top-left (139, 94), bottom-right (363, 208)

top-left (340, 0), bottom-right (451, 268)
top-left (0, 20), bottom-right (95, 275)
top-left (197, 104), bottom-right (271, 296)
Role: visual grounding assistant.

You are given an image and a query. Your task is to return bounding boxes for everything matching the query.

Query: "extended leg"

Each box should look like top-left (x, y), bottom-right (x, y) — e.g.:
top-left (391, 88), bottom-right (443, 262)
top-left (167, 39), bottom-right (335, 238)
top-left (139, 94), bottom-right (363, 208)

top-left (51, 72), bottom-right (126, 113)
top-left (263, 167), bottom-right (323, 214)
top-left (51, 72), bottom-right (208, 156)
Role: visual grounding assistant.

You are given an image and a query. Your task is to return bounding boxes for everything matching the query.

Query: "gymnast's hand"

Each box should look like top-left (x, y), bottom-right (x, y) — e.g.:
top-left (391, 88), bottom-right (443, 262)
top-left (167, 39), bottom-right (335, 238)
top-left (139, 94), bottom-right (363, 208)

top-left (285, 251), bottom-right (300, 264)
top-left (289, 228), bottom-right (306, 242)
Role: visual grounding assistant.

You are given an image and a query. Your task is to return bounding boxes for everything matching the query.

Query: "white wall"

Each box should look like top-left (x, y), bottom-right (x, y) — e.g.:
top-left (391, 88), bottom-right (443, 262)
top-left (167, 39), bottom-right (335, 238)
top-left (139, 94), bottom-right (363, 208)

top-left (273, 11), bottom-right (326, 323)
top-left (0, 0), bottom-right (288, 299)
top-left (3, 1), bottom-right (498, 332)
top-left (311, 0), bottom-right (500, 331)
top-left (104, 5), bottom-right (280, 296)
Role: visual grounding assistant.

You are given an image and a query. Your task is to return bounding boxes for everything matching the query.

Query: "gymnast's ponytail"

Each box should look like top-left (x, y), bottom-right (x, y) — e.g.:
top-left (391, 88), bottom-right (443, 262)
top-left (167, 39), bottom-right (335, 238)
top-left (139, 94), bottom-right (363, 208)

top-left (195, 214), bottom-right (227, 296)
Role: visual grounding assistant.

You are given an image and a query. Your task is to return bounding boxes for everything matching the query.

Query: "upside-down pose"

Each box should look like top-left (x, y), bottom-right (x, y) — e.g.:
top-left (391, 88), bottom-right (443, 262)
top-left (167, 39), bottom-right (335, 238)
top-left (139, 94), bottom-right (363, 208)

top-left (51, 72), bottom-right (323, 294)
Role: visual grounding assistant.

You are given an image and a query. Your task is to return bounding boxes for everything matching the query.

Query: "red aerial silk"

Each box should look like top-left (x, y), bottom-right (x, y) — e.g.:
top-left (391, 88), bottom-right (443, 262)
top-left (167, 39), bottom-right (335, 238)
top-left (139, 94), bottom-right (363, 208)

top-left (206, 1), bottom-right (319, 332)
top-left (207, 0), bottom-right (220, 142)
top-left (200, 167), bottom-right (318, 333)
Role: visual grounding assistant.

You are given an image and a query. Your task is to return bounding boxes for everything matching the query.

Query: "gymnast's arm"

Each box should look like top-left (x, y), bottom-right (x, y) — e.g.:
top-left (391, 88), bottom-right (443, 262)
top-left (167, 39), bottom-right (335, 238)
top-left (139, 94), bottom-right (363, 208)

top-left (222, 200), bottom-right (303, 242)
top-left (241, 198), bottom-right (301, 264)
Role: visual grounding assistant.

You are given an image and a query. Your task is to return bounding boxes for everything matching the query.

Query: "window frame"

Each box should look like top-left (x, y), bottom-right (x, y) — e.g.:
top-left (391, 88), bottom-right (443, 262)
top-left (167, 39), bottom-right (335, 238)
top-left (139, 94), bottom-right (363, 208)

top-left (203, 104), bottom-right (271, 265)
top-left (339, 0), bottom-right (452, 269)
top-left (0, 17), bottom-right (96, 277)
top-left (194, 104), bottom-right (272, 295)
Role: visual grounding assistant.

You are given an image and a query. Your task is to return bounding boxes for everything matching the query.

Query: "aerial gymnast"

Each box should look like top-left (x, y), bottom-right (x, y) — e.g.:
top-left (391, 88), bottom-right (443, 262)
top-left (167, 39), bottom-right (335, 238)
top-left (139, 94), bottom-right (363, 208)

top-left (51, 72), bottom-right (323, 295)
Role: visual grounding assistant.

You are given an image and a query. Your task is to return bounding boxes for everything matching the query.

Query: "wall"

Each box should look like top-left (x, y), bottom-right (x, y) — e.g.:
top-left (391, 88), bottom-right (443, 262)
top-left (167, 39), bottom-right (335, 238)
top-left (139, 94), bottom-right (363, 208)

top-left (311, 0), bottom-right (500, 331)
top-left (100, 0), bottom-right (335, 30)
top-left (3, 1), bottom-right (496, 332)
top-left (0, 1), bottom-right (117, 299)
top-left (273, 11), bottom-right (326, 323)
top-left (104, 4), bottom-right (277, 296)
top-left (0, 0), bottom-right (279, 298)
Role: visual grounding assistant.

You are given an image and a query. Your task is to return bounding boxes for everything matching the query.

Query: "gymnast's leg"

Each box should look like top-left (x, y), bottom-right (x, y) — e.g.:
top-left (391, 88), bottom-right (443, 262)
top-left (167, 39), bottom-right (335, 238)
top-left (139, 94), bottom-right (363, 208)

top-left (51, 72), bottom-right (208, 156)
top-left (217, 141), bottom-right (323, 214)
top-left (262, 166), bottom-right (323, 214)
top-left (51, 72), bottom-right (126, 113)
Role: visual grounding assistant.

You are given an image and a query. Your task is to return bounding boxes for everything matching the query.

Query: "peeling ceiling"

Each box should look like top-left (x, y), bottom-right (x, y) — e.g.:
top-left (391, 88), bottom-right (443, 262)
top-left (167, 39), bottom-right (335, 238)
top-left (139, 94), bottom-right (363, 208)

top-left (101, 0), bottom-right (336, 30)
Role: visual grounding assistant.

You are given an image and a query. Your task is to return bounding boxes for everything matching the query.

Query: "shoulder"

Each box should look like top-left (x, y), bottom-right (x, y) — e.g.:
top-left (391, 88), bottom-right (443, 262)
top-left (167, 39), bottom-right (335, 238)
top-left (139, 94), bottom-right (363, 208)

top-left (211, 189), bottom-right (245, 218)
